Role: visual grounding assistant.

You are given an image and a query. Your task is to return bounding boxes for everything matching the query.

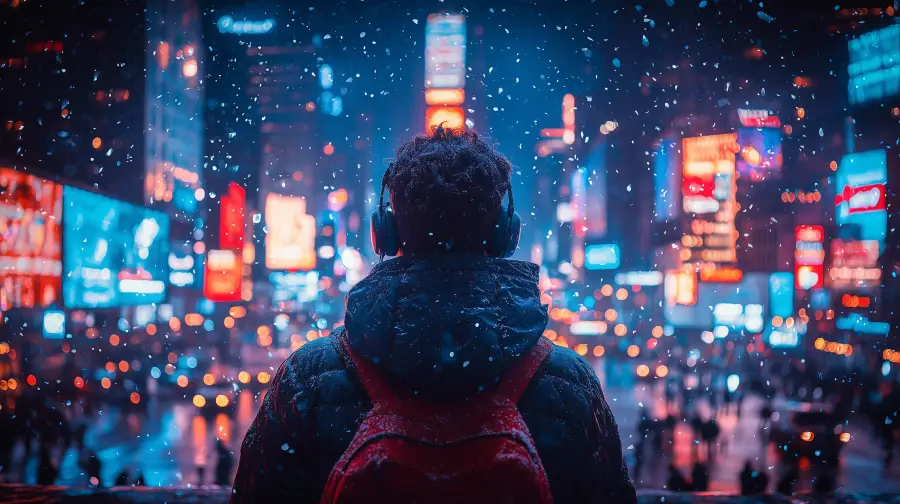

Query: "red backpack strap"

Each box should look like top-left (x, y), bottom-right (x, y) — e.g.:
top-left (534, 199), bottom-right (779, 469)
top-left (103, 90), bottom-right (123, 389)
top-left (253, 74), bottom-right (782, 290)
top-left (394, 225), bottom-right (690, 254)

top-left (497, 337), bottom-right (553, 404)
top-left (338, 329), bottom-right (399, 406)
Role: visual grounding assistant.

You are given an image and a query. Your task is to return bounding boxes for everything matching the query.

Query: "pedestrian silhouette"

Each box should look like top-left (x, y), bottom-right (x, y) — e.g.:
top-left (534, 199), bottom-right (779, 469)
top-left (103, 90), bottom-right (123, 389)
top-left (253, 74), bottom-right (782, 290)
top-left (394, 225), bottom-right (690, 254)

top-left (215, 438), bottom-right (234, 487)
top-left (36, 444), bottom-right (57, 485)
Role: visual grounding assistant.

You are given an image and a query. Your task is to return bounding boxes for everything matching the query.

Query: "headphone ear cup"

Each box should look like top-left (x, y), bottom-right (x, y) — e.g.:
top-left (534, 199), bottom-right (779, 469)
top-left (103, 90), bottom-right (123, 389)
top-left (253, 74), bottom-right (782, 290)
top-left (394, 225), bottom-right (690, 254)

top-left (488, 204), bottom-right (522, 258)
top-left (504, 211), bottom-right (522, 258)
top-left (370, 204), bottom-right (400, 256)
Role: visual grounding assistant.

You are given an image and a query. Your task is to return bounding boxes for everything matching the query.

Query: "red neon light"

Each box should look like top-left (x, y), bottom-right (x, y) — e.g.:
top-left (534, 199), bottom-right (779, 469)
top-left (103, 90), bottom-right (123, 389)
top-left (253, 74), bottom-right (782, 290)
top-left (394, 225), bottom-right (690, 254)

top-left (220, 182), bottom-right (245, 250)
top-left (834, 183), bottom-right (886, 214)
top-left (0, 168), bottom-right (63, 309)
top-left (739, 116), bottom-right (781, 128)
top-left (203, 249), bottom-right (242, 302)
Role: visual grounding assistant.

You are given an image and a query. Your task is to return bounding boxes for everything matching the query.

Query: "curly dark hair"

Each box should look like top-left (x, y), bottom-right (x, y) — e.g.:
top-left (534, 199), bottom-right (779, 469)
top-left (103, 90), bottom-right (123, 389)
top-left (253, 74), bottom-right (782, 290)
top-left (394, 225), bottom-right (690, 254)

top-left (387, 125), bottom-right (513, 256)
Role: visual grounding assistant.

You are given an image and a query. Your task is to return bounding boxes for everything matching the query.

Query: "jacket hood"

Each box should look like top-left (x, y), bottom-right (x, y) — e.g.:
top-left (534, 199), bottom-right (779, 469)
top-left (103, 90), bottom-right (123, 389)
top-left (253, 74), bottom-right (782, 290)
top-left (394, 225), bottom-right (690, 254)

top-left (344, 255), bottom-right (549, 399)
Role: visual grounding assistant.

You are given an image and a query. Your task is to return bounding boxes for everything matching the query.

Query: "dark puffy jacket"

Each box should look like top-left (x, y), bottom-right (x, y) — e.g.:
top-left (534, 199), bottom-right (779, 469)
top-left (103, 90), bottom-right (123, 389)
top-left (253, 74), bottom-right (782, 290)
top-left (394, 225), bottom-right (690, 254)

top-left (231, 256), bottom-right (637, 504)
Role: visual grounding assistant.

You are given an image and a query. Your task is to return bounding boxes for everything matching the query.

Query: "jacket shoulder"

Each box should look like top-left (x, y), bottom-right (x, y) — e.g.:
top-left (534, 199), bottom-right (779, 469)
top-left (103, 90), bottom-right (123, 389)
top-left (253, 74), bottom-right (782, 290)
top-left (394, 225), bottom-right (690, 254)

top-left (536, 343), bottom-right (600, 392)
top-left (273, 329), bottom-right (362, 407)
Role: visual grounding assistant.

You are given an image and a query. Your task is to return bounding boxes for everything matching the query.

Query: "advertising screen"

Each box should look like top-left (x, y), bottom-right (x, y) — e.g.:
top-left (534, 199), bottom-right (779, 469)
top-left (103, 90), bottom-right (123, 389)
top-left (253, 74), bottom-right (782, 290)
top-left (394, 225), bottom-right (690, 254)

top-left (848, 24), bottom-right (900, 105)
top-left (653, 137), bottom-right (680, 222)
top-left (682, 134), bottom-right (737, 214)
top-left (665, 272), bottom-right (769, 329)
top-left (265, 194), bottom-right (316, 271)
top-left (425, 13), bottom-right (466, 134)
top-left (62, 187), bottom-right (169, 308)
top-left (736, 126), bottom-right (783, 182)
top-left (425, 14), bottom-right (466, 89)
top-left (835, 149), bottom-right (887, 246)
top-left (203, 249), bottom-right (242, 302)
top-left (0, 168), bottom-right (63, 309)
top-left (682, 134), bottom-right (738, 266)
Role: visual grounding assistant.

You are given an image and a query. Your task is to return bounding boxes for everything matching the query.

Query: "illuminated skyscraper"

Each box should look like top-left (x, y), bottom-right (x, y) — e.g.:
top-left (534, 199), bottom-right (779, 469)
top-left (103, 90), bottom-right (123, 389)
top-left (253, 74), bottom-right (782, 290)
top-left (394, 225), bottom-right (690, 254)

top-left (0, 0), bottom-right (144, 201)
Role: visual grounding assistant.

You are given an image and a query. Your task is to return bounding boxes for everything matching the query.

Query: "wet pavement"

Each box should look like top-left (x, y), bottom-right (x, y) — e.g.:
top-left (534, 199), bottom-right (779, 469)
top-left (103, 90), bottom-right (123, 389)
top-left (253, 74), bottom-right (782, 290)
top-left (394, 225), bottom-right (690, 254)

top-left (3, 377), bottom-right (899, 494)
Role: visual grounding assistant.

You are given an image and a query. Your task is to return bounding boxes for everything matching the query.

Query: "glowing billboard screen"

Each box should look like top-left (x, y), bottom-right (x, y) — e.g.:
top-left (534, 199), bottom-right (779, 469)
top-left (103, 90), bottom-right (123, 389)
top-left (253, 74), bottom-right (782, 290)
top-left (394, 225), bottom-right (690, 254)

top-left (736, 127), bottom-right (782, 182)
top-left (425, 13), bottom-right (466, 134)
top-left (425, 14), bottom-right (466, 89)
top-left (584, 244), bottom-right (619, 270)
top-left (265, 194), bottom-right (316, 271)
top-left (835, 149), bottom-right (887, 246)
top-left (682, 134), bottom-right (738, 266)
top-left (848, 24), bottom-right (900, 105)
top-left (653, 137), bottom-right (679, 222)
top-left (203, 249), bottom-right (242, 302)
top-left (62, 187), bottom-right (169, 308)
top-left (665, 272), bottom-right (769, 329)
top-left (0, 168), bottom-right (63, 309)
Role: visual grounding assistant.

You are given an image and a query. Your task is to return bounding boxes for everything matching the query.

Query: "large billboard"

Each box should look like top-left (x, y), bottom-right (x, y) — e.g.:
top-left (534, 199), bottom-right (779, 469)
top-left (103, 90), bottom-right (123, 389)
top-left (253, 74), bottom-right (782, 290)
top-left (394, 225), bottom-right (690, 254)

top-left (665, 271), bottom-right (769, 330)
top-left (681, 134), bottom-right (738, 266)
top-left (425, 13), bottom-right (466, 132)
top-left (62, 187), bottom-right (170, 308)
top-left (848, 24), bottom-right (900, 105)
top-left (264, 194), bottom-right (316, 271)
top-left (835, 149), bottom-right (887, 246)
top-left (653, 137), bottom-right (680, 222)
top-left (736, 126), bottom-right (782, 182)
top-left (0, 168), bottom-right (63, 309)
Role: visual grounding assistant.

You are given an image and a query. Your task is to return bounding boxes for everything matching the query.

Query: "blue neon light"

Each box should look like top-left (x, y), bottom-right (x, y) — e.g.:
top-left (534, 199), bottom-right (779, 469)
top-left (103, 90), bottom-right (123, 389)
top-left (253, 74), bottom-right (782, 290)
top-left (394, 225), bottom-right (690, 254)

top-left (217, 15), bottom-right (275, 35)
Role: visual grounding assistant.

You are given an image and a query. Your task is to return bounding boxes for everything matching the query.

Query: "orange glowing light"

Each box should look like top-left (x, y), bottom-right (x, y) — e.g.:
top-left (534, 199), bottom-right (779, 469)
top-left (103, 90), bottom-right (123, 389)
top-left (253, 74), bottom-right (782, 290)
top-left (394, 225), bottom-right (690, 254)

top-left (193, 395), bottom-right (206, 408)
top-left (626, 345), bottom-right (640, 358)
top-left (600, 284), bottom-right (614, 297)
top-left (26, 375), bottom-right (37, 386)
top-left (593, 345), bottom-right (606, 357)
top-left (238, 371), bottom-right (251, 384)
top-left (800, 431), bottom-right (814, 442)
top-left (656, 365), bottom-right (669, 378)
top-left (74, 377), bottom-right (85, 389)
top-left (257, 372), bottom-right (271, 384)
top-left (425, 106), bottom-right (465, 133)
top-left (636, 364), bottom-right (650, 377)
top-left (118, 360), bottom-right (129, 373)
top-left (92, 137), bottom-right (102, 149)
top-left (651, 326), bottom-right (663, 338)
top-left (425, 88), bottom-right (465, 105)
top-left (109, 334), bottom-right (120, 346)
top-left (614, 324), bottom-right (627, 337)
top-left (101, 377), bottom-right (111, 389)
top-left (146, 324), bottom-right (157, 336)
top-left (177, 375), bottom-right (189, 388)
top-left (130, 392), bottom-right (141, 404)
top-left (182, 59), bottom-right (198, 78)
top-left (215, 394), bottom-right (229, 407)
top-left (223, 316), bottom-right (235, 329)
top-left (575, 344), bottom-right (588, 356)
top-left (323, 144), bottom-right (335, 156)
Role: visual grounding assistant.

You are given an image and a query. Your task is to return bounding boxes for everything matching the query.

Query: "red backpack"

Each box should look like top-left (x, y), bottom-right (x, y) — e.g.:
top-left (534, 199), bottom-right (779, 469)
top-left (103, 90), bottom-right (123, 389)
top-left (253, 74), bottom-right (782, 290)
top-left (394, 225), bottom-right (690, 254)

top-left (319, 333), bottom-right (555, 504)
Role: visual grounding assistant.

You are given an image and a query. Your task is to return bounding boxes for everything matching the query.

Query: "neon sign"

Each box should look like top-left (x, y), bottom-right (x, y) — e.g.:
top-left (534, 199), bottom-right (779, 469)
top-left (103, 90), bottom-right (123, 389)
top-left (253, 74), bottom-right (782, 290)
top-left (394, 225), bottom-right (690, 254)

top-left (584, 244), bottom-right (620, 270)
top-left (425, 13), bottom-right (466, 133)
top-left (217, 15), bottom-right (275, 35)
top-left (848, 24), bottom-right (900, 105)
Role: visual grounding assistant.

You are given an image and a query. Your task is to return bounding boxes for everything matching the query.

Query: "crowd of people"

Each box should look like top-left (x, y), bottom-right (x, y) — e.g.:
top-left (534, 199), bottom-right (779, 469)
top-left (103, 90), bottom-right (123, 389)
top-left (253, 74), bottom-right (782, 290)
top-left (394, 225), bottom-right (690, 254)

top-left (0, 389), bottom-right (234, 487)
top-left (628, 355), bottom-right (899, 496)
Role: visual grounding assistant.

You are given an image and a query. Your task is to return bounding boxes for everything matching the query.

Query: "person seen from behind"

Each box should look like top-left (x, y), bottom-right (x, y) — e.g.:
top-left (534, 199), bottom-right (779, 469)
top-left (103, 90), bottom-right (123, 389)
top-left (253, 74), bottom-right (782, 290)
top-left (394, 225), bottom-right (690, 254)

top-left (231, 127), bottom-right (637, 504)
